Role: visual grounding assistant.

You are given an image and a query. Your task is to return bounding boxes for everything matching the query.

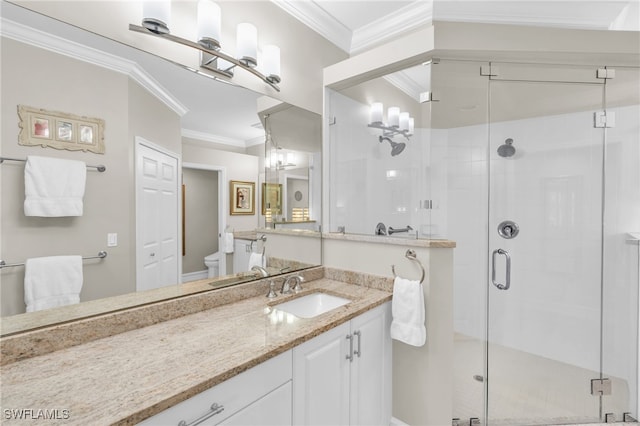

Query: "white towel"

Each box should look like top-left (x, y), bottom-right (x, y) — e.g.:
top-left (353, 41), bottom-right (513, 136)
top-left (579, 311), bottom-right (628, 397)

top-left (223, 232), bottom-right (234, 253)
top-left (24, 155), bottom-right (87, 217)
top-left (248, 252), bottom-right (265, 270)
top-left (24, 255), bottom-right (83, 312)
top-left (390, 276), bottom-right (426, 347)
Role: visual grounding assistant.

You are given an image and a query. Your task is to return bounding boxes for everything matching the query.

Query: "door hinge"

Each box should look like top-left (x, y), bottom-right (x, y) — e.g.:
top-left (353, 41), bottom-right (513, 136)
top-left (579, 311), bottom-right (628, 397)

top-left (591, 378), bottom-right (612, 396)
top-left (419, 91), bottom-right (440, 103)
top-left (594, 111), bottom-right (616, 128)
top-left (597, 68), bottom-right (616, 80)
top-left (480, 64), bottom-right (499, 77)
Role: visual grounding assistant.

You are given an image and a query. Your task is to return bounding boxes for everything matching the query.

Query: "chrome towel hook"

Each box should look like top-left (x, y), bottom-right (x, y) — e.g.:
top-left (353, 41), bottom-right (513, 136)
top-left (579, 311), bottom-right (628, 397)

top-left (391, 249), bottom-right (426, 283)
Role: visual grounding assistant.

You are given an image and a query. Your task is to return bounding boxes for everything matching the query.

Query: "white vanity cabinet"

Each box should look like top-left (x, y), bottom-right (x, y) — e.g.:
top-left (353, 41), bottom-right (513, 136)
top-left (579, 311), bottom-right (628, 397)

top-left (138, 350), bottom-right (292, 426)
top-left (292, 302), bottom-right (392, 426)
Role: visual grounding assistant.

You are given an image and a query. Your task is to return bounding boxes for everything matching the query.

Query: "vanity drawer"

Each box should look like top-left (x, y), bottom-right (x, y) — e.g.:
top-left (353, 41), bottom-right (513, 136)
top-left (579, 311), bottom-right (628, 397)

top-left (139, 350), bottom-right (292, 425)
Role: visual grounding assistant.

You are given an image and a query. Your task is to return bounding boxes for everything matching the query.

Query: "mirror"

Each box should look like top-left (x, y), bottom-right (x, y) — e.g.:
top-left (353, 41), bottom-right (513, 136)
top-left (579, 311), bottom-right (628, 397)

top-left (0, 2), bottom-right (321, 336)
top-left (261, 103), bottom-right (322, 231)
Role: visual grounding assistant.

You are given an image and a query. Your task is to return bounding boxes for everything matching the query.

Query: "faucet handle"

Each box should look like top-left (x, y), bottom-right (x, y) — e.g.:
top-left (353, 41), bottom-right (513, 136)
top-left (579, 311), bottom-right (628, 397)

top-left (266, 280), bottom-right (278, 298)
top-left (292, 275), bottom-right (304, 293)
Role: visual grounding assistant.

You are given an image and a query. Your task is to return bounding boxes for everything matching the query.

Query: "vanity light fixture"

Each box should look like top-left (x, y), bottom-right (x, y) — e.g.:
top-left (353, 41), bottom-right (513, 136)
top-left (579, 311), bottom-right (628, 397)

top-left (368, 102), bottom-right (413, 140)
top-left (132, 0), bottom-right (281, 91)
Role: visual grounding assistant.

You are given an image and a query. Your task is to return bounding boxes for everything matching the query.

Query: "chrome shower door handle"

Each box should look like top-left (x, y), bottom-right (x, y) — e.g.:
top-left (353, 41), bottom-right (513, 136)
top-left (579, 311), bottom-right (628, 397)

top-left (492, 248), bottom-right (511, 290)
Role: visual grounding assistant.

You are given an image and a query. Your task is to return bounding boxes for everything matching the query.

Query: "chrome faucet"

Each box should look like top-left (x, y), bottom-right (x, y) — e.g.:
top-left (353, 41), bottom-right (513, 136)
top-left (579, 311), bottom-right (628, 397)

top-left (281, 274), bottom-right (304, 294)
top-left (388, 225), bottom-right (413, 235)
top-left (251, 265), bottom-right (269, 277)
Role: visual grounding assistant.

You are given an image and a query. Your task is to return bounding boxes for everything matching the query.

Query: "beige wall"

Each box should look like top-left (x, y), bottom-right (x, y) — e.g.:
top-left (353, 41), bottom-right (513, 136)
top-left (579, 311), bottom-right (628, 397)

top-left (182, 138), bottom-right (259, 233)
top-left (0, 38), bottom-right (181, 316)
top-left (322, 238), bottom-right (453, 425)
top-left (182, 168), bottom-right (219, 274)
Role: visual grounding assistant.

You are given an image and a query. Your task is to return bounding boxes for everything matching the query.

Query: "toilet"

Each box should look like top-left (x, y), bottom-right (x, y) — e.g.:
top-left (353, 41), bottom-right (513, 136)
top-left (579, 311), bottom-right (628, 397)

top-left (204, 251), bottom-right (220, 278)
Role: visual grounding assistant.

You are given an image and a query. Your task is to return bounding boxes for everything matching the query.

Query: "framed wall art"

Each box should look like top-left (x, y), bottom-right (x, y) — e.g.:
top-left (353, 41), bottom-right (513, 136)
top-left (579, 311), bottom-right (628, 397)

top-left (230, 180), bottom-right (255, 215)
top-left (262, 183), bottom-right (282, 215)
top-left (18, 105), bottom-right (105, 154)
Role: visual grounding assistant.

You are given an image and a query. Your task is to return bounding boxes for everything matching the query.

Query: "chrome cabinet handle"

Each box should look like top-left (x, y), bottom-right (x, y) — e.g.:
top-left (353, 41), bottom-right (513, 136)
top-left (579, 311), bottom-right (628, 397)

top-left (353, 330), bottom-right (361, 358)
top-left (346, 334), bottom-right (354, 362)
top-left (178, 402), bottom-right (224, 426)
top-left (492, 248), bottom-right (511, 290)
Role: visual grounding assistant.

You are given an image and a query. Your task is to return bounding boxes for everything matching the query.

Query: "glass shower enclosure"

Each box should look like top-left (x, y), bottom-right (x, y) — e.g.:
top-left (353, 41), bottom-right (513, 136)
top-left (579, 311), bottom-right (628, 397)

top-left (327, 58), bottom-right (639, 425)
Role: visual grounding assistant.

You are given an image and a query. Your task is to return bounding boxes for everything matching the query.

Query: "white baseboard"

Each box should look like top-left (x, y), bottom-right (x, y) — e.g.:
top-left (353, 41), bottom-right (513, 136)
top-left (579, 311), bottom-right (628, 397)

top-left (182, 270), bottom-right (208, 282)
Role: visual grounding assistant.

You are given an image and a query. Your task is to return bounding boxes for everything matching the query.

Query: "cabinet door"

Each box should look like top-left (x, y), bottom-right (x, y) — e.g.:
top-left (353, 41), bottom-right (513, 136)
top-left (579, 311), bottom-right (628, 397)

top-left (350, 302), bottom-right (392, 426)
top-left (219, 381), bottom-right (292, 426)
top-left (293, 322), bottom-right (351, 425)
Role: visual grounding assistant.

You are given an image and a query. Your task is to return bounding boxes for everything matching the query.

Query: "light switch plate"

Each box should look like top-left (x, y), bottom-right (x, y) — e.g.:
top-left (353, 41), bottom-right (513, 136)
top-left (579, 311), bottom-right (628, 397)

top-left (107, 233), bottom-right (118, 247)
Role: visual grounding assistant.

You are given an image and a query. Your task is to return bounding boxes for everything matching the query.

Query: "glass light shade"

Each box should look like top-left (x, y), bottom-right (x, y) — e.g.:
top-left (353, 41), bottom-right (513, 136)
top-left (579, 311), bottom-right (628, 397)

top-left (408, 117), bottom-right (415, 135)
top-left (197, 0), bottom-right (221, 50)
top-left (142, 0), bottom-right (171, 34)
top-left (388, 107), bottom-right (400, 128)
top-left (370, 102), bottom-right (383, 124)
top-left (237, 23), bottom-right (257, 67)
top-left (399, 112), bottom-right (410, 131)
top-left (263, 45), bottom-right (281, 84)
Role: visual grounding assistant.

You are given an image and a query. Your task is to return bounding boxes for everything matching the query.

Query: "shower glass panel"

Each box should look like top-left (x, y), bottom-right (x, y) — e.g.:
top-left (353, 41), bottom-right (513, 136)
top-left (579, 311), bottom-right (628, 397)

top-left (602, 66), bottom-right (640, 420)
top-left (487, 65), bottom-right (605, 425)
top-left (431, 59), bottom-right (490, 424)
top-left (326, 64), bottom-right (432, 237)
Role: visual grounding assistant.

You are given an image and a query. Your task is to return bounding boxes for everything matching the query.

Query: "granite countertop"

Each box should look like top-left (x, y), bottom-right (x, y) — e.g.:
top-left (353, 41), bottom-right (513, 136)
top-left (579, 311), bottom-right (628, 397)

top-left (0, 278), bottom-right (391, 425)
top-left (323, 232), bottom-right (456, 248)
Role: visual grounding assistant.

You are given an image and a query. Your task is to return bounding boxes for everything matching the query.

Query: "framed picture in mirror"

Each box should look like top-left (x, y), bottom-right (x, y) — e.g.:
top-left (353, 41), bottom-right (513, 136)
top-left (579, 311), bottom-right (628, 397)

top-left (230, 180), bottom-right (255, 215)
top-left (262, 183), bottom-right (282, 216)
top-left (18, 105), bottom-right (105, 154)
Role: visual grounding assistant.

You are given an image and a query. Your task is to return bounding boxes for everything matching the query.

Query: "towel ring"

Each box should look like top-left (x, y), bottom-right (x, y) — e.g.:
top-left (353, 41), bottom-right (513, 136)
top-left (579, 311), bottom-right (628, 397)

top-left (391, 249), bottom-right (425, 283)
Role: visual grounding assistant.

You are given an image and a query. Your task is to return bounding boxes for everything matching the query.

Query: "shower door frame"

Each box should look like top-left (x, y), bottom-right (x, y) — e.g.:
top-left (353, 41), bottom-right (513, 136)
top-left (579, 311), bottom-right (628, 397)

top-left (484, 62), bottom-right (609, 426)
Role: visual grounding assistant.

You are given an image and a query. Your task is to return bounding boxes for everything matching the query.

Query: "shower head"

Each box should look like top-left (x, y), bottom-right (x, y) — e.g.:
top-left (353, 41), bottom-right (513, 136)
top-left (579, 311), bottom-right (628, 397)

top-left (497, 138), bottom-right (516, 158)
top-left (379, 136), bottom-right (406, 157)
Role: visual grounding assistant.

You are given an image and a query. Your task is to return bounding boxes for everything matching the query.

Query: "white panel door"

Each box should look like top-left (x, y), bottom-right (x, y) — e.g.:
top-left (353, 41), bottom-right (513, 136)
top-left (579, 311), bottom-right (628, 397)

top-left (136, 141), bottom-right (179, 291)
top-left (349, 302), bottom-right (392, 426)
top-left (293, 321), bottom-right (351, 426)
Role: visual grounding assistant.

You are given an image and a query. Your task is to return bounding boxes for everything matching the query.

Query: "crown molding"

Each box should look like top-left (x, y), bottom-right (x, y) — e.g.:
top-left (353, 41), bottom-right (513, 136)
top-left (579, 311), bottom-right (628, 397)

top-left (383, 72), bottom-right (424, 102)
top-left (271, 0), bottom-right (353, 52)
top-left (351, 2), bottom-right (433, 55)
top-left (0, 18), bottom-right (188, 117)
top-left (181, 129), bottom-right (246, 148)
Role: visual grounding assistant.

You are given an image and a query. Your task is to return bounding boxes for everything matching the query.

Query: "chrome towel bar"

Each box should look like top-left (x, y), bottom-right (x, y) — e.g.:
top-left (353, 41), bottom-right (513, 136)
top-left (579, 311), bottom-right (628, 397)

top-left (0, 251), bottom-right (107, 269)
top-left (391, 249), bottom-right (426, 283)
top-left (0, 156), bottom-right (106, 172)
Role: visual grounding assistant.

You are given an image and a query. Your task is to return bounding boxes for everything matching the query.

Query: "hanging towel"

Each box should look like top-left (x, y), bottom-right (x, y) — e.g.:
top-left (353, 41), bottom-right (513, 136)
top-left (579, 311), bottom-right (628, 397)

top-left (24, 255), bottom-right (83, 312)
top-left (390, 276), bottom-right (426, 347)
top-left (223, 231), bottom-right (234, 253)
top-left (248, 252), bottom-right (265, 270)
top-left (24, 155), bottom-right (87, 217)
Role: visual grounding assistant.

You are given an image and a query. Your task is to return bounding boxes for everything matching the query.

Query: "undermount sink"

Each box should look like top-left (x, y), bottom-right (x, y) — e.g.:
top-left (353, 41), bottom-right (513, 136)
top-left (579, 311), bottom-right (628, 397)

top-left (274, 292), bottom-right (351, 319)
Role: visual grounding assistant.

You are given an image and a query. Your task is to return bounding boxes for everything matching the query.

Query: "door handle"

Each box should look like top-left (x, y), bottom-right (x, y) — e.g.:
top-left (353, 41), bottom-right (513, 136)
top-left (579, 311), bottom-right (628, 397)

top-left (353, 330), bottom-right (361, 358)
top-left (346, 334), bottom-right (354, 362)
top-left (492, 248), bottom-right (511, 290)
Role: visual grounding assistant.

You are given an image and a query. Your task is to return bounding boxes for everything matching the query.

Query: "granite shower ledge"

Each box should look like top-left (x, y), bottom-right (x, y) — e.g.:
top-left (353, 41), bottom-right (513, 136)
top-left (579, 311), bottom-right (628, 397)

top-left (0, 278), bottom-right (391, 425)
top-left (323, 232), bottom-right (456, 248)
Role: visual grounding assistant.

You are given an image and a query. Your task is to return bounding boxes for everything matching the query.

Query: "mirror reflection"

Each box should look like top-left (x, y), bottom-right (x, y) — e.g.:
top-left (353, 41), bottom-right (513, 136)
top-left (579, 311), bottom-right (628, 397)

top-left (0, 2), bottom-right (321, 335)
top-left (261, 104), bottom-right (322, 231)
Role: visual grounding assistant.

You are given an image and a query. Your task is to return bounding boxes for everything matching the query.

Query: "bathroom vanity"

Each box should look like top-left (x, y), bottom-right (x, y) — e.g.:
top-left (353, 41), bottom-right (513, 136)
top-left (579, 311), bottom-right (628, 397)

top-left (0, 270), bottom-right (392, 425)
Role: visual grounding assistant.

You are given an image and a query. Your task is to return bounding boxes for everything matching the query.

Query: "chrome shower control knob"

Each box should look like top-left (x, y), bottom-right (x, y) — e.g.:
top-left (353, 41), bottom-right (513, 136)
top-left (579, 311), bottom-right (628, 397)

top-left (498, 220), bottom-right (519, 239)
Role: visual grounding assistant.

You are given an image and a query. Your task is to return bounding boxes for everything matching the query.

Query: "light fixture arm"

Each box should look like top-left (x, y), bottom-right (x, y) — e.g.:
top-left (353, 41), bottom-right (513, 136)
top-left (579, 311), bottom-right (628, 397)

top-left (368, 123), bottom-right (411, 140)
top-left (129, 24), bottom-right (280, 92)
